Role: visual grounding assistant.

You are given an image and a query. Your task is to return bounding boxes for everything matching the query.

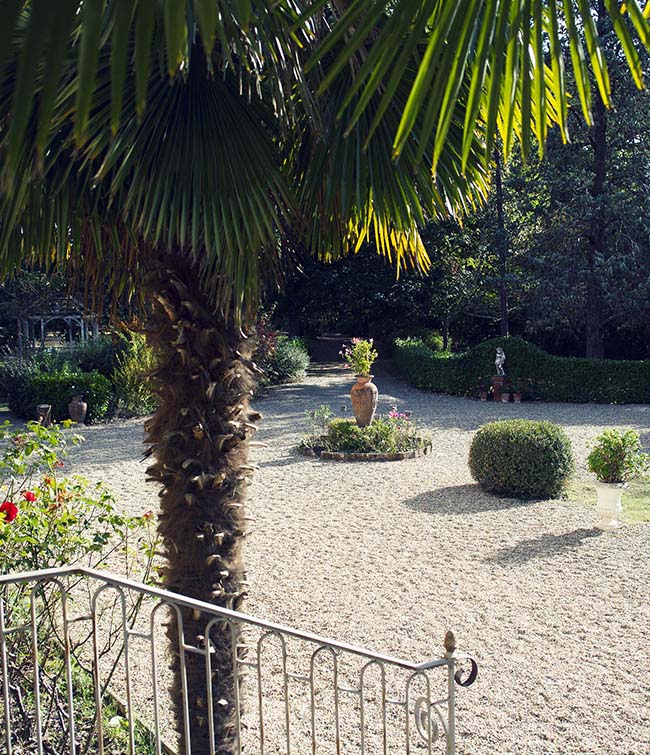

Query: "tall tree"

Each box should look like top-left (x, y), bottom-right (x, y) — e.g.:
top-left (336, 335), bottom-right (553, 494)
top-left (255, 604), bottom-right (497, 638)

top-left (494, 145), bottom-right (510, 337)
top-left (1, 2), bottom-right (649, 752)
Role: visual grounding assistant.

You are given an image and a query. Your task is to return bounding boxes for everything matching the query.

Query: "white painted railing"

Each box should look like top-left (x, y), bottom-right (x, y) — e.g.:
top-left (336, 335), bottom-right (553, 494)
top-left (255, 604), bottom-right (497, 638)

top-left (0, 567), bottom-right (477, 754)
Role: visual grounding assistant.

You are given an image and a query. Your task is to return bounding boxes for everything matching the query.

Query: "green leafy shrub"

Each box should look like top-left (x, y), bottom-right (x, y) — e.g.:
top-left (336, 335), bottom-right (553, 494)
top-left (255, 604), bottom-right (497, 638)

top-left (71, 335), bottom-right (126, 376)
top-left (259, 335), bottom-right (310, 386)
top-left (299, 412), bottom-right (430, 455)
top-left (587, 429), bottom-right (650, 483)
top-left (0, 420), bottom-right (158, 753)
top-left (410, 328), bottom-right (450, 352)
top-left (0, 419), bottom-right (155, 572)
top-left (393, 336), bottom-right (650, 404)
top-left (469, 419), bottom-right (575, 499)
top-left (112, 333), bottom-right (158, 417)
top-left (7, 370), bottom-right (112, 423)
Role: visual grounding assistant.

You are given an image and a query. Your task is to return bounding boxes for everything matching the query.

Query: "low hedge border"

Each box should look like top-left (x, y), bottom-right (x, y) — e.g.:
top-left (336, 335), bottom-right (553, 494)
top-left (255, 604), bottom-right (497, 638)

top-left (7, 370), bottom-right (112, 424)
top-left (392, 336), bottom-right (650, 404)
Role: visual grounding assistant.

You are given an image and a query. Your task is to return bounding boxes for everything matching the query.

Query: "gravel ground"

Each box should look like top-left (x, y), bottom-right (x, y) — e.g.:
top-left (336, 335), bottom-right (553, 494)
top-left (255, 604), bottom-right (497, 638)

top-left (67, 360), bottom-right (650, 754)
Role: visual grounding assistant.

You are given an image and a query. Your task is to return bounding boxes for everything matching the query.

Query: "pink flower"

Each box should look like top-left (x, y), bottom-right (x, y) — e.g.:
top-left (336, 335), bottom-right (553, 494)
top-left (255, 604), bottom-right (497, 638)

top-left (22, 491), bottom-right (36, 502)
top-left (0, 501), bottom-right (19, 523)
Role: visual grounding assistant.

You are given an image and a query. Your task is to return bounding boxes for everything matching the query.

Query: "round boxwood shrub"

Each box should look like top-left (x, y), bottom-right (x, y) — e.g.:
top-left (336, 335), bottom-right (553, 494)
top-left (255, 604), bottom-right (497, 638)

top-left (469, 419), bottom-right (574, 499)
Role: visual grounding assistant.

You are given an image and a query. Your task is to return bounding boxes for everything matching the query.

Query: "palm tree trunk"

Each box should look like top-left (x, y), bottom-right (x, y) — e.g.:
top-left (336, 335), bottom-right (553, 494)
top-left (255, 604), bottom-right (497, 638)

top-left (143, 253), bottom-right (258, 754)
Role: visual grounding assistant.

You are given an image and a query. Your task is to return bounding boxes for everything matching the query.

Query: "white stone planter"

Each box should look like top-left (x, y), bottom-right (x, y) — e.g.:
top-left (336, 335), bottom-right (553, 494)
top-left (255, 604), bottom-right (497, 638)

top-left (594, 481), bottom-right (626, 530)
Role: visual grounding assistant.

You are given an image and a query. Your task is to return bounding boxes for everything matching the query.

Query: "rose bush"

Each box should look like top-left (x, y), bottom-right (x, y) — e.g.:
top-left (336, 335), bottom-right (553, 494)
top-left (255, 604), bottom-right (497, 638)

top-left (0, 420), bottom-right (159, 752)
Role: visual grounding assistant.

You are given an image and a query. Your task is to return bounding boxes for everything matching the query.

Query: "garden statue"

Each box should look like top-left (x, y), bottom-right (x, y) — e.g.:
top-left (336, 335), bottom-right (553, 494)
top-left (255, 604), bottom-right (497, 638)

top-left (495, 347), bottom-right (506, 376)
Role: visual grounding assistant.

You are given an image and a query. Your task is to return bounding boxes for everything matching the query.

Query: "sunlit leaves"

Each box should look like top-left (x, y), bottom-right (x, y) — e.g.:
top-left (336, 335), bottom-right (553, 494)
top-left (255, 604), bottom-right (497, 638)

top-left (308, 0), bottom-right (650, 169)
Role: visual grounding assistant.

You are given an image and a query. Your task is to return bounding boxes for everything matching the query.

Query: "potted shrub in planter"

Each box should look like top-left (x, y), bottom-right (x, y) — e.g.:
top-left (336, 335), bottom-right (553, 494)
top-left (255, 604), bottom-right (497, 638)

top-left (511, 383), bottom-right (522, 403)
top-left (340, 338), bottom-right (379, 427)
top-left (587, 429), bottom-right (649, 529)
top-left (478, 378), bottom-right (489, 401)
top-left (500, 381), bottom-right (511, 403)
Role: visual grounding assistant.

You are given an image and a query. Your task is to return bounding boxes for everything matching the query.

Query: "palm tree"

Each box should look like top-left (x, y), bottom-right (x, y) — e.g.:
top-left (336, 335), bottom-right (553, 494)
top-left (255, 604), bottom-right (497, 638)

top-left (1, 2), bottom-right (648, 752)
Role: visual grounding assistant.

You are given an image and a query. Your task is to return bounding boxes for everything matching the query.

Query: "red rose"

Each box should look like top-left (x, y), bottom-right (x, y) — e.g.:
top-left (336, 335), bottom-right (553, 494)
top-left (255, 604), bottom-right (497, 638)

top-left (22, 491), bottom-right (36, 502)
top-left (0, 501), bottom-right (19, 523)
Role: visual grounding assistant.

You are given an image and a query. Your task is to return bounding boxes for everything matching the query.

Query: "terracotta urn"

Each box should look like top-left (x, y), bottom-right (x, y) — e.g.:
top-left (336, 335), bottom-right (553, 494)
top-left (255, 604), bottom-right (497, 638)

top-left (350, 375), bottom-right (378, 427)
top-left (69, 394), bottom-right (88, 424)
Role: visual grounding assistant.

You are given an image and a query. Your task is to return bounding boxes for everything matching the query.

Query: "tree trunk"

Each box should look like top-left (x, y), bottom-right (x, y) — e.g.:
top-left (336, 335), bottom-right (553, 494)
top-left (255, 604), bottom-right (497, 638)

top-left (585, 0), bottom-right (608, 359)
top-left (494, 146), bottom-right (509, 337)
top-left (144, 253), bottom-right (258, 754)
top-left (442, 320), bottom-right (450, 351)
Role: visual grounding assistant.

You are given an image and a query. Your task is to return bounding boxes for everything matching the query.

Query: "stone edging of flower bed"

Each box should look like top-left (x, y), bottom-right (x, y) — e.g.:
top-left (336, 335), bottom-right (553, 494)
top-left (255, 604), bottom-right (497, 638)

top-left (313, 445), bottom-right (431, 462)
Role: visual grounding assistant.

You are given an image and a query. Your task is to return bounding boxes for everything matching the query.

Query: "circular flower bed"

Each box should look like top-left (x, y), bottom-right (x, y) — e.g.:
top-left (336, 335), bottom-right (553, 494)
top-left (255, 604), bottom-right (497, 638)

top-left (298, 408), bottom-right (431, 462)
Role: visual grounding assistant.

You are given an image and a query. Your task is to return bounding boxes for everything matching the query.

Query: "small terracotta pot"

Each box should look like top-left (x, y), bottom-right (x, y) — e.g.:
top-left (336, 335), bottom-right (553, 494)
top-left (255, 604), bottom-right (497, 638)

top-left (350, 375), bottom-right (378, 427)
top-left (513, 393), bottom-right (522, 403)
top-left (479, 392), bottom-right (488, 402)
top-left (501, 393), bottom-right (511, 403)
top-left (69, 394), bottom-right (88, 424)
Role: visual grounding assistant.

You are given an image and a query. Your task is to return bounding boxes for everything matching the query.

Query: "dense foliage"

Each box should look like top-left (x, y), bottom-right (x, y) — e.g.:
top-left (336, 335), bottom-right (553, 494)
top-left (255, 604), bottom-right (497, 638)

top-left (393, 336), bottom-right (650, 404)
top-left (587, 430), bottom-right (650, 483)
top-left (0, 333), bottom-right (158, 422)
top-left (469, 420), bottom-right (575, 499)
top-left (254, 329), bottom-right (310, 389)
top-left (111, 333), bottom-right (158, 417)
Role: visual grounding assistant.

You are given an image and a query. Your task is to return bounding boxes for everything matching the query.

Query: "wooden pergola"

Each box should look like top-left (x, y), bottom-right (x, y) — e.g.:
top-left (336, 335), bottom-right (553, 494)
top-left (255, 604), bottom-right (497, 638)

top-left (16, 300), bottom-right (99, 357)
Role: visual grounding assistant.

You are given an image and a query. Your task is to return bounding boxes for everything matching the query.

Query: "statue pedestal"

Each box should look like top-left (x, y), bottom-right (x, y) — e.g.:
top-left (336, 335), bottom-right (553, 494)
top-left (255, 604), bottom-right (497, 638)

top-left (491, 376), bottom-right (506, 402)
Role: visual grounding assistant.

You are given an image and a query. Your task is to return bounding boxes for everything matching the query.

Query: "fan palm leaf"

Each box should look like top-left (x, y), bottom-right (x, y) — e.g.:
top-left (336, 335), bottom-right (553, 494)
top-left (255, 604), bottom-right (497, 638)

top-left (303, 0), bottom-right (650, 167)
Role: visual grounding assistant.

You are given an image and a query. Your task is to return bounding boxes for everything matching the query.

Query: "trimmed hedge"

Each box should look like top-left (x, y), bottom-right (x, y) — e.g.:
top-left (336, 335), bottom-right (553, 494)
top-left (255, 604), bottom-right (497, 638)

top-left (7, 370), bottom-right (112, 423)
top-left (393, 336), bottom-right (650, 403)
top-left (469, 420), bottom-right (575, 499)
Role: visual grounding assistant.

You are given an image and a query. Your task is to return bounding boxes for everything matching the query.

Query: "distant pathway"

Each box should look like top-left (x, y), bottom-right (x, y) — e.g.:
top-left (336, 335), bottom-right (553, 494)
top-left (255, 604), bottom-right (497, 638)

top-left (68, 359), bottom-right (650, 754)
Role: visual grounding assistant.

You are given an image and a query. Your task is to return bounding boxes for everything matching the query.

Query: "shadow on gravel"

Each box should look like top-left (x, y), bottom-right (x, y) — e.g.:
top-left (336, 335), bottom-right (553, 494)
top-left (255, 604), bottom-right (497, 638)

top-left (404, 484), bottom-right (534, 515)
top-left (69, 421), bottom-right (147, 467)
top-left (486, 527), bottom-right (602, 565)
top-left (257, 452), bottom-right (310, 469)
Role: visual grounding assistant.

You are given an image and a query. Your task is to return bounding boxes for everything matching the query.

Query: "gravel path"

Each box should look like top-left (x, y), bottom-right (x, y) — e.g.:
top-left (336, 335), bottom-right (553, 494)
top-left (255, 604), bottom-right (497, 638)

top-left (68, 361), bottom-right (650, 754)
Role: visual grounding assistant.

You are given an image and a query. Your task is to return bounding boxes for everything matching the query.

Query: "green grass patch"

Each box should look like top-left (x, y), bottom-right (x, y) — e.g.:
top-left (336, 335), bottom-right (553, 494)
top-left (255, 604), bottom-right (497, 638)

top-left (568, 479), bottom-right (650, 522)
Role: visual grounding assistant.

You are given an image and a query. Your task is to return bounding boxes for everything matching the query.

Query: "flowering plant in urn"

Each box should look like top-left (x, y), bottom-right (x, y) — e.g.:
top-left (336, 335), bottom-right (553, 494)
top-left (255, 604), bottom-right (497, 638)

top-left (340, 338), bottom-right (378, 376)
top-left (340, 339), bottom-right (379, 427)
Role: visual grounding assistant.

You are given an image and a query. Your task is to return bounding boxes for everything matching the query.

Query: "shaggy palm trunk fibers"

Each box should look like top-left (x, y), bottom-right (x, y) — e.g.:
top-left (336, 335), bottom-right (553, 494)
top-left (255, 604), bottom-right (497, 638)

top-left (144, 256), bottom-right (259, 754)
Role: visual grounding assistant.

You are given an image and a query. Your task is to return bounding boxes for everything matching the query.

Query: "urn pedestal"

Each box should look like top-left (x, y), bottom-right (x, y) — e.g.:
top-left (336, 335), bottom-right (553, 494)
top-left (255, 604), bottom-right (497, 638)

top-left (350, 375), bottom-right (378, 427)
top-left (491, 375), bottom-right (506, 402)
top-left (595, 481), bottom-right (625, 530)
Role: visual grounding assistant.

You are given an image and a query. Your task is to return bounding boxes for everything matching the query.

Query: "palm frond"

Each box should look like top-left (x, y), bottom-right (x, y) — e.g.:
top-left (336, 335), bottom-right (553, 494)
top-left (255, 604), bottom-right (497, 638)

top-left (0, 0), bottom-right (313, 186)
top-left (289, 46), bottom-right (492, 273)
top-left (305, 0), bottom-right (650, 167)
top-left (1, 44), bottom-right (295, 322)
